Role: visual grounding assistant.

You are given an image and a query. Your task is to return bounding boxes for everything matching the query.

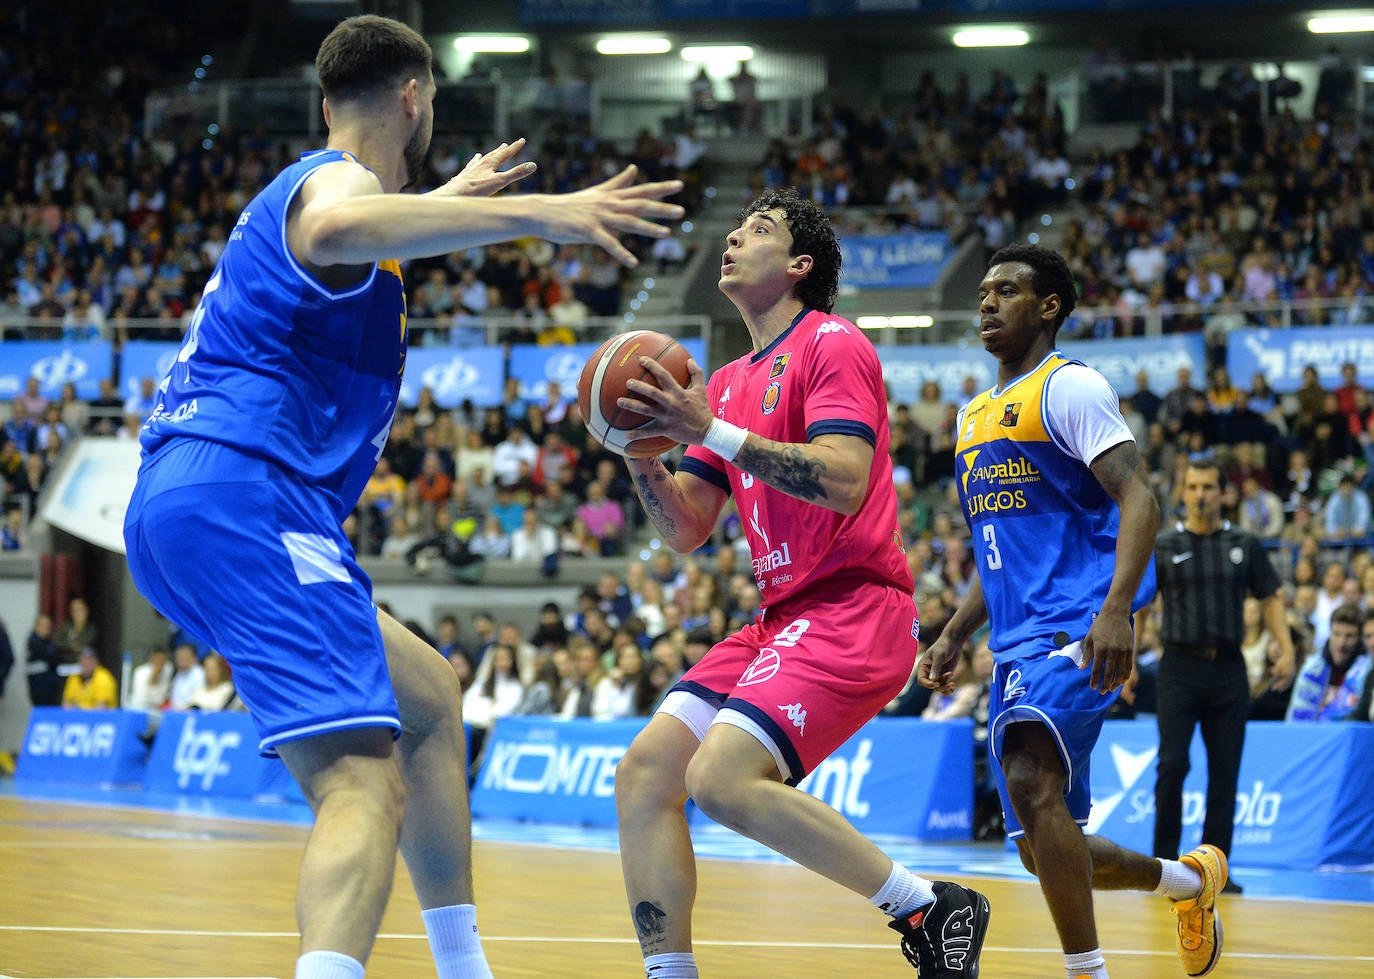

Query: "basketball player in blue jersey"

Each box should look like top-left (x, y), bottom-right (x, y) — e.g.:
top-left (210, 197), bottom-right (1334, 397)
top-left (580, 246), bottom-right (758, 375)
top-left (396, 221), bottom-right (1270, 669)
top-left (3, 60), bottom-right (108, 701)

top-left (919, 245), bottom-right (1227, 979)
top-left (122, 16), bottom-right (682, 979)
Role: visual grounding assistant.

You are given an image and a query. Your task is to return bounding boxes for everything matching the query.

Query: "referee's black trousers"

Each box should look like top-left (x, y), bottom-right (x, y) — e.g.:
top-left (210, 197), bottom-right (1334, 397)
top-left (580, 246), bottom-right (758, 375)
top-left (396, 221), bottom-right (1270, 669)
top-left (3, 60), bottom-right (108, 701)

top-left (1151, 653), bottom-right (1250, 860)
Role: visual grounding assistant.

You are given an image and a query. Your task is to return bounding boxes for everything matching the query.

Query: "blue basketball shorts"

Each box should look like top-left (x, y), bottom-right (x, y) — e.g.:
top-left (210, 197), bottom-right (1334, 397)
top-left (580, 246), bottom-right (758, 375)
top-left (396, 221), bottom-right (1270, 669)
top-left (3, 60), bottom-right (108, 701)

top-left (987, 639), bottom-right (1119, 839)
top-left (123, 439), bottom-right (401, 756)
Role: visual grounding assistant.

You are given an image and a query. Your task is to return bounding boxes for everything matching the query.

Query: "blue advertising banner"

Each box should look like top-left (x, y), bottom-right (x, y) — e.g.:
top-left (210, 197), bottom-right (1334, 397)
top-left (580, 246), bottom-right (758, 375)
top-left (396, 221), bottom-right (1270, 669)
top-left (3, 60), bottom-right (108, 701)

top-left (16, 708), bottom-right (148, 785)
top-left (1227, 325), bottom-right (1374, 394)
top-left (473, 716), bottom-right (973, 839)
top-left (1087, 720), bottom-right (1374, 869)
top-left (840, 233), bottom-right (951, 289)
top-left (693, 717), bottom-right (974, 840)
top-left (876, 334), bottom-right (1207, 406)
top-left (144, 711), bottom-right (299, 799)
top-left (508, 337), bottom-right (707, 404)
top-left (119, 340), bottom-right (180, 398)
top-left (400, 345), bottom-right (505, 409)
top-left (472, 716), bottom-right (639, 826)
top-left (0, 341), bottom-right (113, 401)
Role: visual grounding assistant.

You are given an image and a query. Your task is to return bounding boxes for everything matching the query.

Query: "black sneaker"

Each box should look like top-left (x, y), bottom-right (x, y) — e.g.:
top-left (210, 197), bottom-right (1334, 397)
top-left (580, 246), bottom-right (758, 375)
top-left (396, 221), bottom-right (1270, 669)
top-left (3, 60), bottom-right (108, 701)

top-left (888, 881), bottom-right (991, 976)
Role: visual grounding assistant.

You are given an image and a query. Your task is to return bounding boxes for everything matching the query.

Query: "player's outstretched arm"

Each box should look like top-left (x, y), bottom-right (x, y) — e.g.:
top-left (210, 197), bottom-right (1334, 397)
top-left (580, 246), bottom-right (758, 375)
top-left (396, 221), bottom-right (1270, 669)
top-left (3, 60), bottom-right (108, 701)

top-left (294, 160), bottom-right (683, 268)
top-left (1084, 440), bottom-right (1160, 692)
top-left (624, 457), bottom-right (726, 553)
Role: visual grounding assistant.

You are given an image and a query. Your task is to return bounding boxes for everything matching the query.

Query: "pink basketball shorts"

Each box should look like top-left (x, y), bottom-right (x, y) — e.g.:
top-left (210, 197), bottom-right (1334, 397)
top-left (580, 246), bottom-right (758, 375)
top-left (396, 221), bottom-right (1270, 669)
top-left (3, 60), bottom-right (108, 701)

top-left (659, 580), bottom-right (919, 784)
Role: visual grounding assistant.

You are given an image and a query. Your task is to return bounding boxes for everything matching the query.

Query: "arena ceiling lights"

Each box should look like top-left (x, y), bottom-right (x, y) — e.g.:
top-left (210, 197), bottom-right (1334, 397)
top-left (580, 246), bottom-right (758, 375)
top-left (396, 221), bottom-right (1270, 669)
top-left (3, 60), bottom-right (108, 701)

top-left (452, 36), bottom-right (531, 53)
top-left (595, 36), bottom-right (673, 55)
top-left (1307, 12), bottom-right (1374, 32)
top-left (856, 315), bottom-right (934, 330)
top-left (680, 45), bottom-right (755, 63)
top-left (951, 27), bottom-right (1030, 47)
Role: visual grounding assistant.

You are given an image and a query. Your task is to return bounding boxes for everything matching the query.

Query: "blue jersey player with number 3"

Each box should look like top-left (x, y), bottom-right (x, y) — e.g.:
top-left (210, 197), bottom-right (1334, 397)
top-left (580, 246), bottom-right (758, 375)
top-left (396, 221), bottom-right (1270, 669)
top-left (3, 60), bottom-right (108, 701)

top-left (919, 245), bottom-right (1229, 979)
top-left (122, 16), bottom-right (682, 979)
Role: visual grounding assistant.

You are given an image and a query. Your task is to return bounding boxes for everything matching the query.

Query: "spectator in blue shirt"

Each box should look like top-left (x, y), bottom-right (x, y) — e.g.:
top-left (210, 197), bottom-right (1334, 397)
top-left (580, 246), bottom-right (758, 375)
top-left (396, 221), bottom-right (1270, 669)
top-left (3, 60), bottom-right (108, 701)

top-left (1287, 603), bottom-right (1371, 721)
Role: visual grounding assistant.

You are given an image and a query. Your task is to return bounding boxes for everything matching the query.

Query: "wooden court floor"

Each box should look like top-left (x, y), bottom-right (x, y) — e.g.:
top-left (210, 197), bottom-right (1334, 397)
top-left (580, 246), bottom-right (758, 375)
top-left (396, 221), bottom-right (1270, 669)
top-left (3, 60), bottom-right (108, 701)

top-left (1, 797), bottom-right (1371, 978)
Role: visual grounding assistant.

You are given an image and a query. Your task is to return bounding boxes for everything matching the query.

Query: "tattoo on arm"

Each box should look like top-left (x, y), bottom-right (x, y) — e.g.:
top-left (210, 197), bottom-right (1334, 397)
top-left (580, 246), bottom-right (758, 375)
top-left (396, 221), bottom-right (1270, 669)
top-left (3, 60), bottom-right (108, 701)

top-left (1091, 442), bottom-right (1147, 500)
top-left (736, 440), bottom-right (828, 502)
top-left (632, 900), bottom-right (669, 954)
top-left (634, 466), bottom-right (679, 539)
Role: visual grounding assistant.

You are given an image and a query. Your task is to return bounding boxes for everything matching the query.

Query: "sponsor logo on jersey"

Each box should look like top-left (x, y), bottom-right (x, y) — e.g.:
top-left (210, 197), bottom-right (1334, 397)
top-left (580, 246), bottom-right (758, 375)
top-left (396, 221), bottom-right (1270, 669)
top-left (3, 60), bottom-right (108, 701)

top-left (999, 402), bottom-right (1022, 427)
top-left (761, 380), bottom-right (781, 414)
top-left (717, 385), bottom-right (731, 417)
top-left (769, 352), bottom-right (791, 378)
top-left (816, 320), bottom-right (850, 336)
top-left (965, 489), bottom-right (1029, 518)
top-left (966, 457), bottom-right (1041, 485)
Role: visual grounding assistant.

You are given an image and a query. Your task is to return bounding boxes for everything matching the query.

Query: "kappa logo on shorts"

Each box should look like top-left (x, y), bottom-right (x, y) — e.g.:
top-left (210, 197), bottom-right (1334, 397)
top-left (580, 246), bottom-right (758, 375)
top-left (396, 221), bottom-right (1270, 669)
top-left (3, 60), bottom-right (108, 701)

top-left (778, 701), bottom-right (807, 735)
top-left (739, 649), bottom-right (781, 686)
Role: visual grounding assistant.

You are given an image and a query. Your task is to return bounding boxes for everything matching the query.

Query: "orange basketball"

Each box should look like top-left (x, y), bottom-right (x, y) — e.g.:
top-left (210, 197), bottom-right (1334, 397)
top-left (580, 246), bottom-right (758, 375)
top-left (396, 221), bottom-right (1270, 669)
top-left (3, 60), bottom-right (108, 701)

top-left (577, 331), bottom-right (692, 458)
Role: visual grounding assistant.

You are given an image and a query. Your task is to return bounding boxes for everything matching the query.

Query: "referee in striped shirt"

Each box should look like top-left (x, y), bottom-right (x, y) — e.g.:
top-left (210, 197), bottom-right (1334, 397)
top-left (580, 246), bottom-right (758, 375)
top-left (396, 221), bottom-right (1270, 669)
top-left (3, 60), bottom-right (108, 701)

top-left (1151, 455), bottom-right (1295, 893)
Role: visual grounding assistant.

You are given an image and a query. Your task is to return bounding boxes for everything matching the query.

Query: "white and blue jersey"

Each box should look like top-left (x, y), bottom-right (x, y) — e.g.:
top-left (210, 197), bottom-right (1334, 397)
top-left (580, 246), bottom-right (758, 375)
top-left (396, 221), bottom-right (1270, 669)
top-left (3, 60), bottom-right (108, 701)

top-left (954, 351), bottom-right (1157, 837)
top-left (125, 149), bottom-right (406, 755)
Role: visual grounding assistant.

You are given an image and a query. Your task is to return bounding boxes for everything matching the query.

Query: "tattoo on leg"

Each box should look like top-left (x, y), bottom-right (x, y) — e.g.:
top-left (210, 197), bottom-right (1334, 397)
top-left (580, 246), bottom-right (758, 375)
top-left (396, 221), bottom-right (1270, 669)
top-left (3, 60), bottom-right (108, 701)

top-left (633, 901), bottom-right (669, 953)
top-left (737, 442), bottom-right (827, 501)
top-left (635, 472), bottom-right (678, 538)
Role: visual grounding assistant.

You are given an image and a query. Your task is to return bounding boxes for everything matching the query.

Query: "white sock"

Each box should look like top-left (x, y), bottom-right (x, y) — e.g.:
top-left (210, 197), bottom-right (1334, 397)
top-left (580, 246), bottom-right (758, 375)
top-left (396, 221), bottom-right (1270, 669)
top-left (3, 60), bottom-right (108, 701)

top-left (644, 951), bottom-right (698, 978)
top-left (1154, 858), bottom-right (1203, 901)
top-left (868, 860), bottom-right (937, 918)
top-left (421, 904), bottom-right (493, 979)
top-left (1065, 947), bottom-right (1108, 978)
top-left (295, 951), bottom-right (364, 979)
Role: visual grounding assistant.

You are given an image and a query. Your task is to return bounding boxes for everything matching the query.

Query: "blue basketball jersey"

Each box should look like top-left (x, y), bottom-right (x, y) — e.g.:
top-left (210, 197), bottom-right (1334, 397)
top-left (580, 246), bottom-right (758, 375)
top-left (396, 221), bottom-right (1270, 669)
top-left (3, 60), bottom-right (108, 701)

top-left (140, 149), bottom-right (408, 519)
top-left (953, 352), bottom-right (1156, 660)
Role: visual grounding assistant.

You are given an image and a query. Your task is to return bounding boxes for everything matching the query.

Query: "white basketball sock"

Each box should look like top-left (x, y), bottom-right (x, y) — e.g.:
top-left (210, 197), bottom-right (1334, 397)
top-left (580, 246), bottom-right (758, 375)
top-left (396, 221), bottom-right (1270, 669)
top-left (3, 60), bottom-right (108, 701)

top-left (868, 859), bottom-right (937, 918)
top-left (644, 951), bottom-right (698, 977)
top-left (421, 904), bottom-right (493, 979)
top-left (1065, 947), bottom-right (1108, 978)
top-left (295, 951), bottom-right (364, 979)
top-left (1154, 858), bottom-right (1203, 900)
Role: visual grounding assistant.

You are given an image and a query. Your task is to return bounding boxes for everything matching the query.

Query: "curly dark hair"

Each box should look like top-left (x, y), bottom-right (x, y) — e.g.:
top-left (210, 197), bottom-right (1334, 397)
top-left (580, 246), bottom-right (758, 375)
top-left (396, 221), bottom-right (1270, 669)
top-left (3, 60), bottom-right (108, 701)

top-left (740, 188), bottom-right (842, 313)
top-left (316, 15), bottom-right (432, 103)
top-left (988, 244), bottom-right (1078, 334)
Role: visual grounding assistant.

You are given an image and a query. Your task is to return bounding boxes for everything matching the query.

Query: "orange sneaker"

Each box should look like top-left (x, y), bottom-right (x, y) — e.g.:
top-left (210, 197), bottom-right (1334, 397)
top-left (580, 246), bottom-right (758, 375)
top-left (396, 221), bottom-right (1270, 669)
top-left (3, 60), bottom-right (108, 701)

top-left (1171, 844), bottom-right (1227, 976)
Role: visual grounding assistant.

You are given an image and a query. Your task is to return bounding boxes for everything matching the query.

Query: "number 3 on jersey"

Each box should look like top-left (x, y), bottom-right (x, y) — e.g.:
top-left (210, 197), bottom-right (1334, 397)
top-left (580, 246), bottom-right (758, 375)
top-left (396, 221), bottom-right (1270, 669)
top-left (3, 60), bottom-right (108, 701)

top-left (982, 524), bottom-right (1003, 570)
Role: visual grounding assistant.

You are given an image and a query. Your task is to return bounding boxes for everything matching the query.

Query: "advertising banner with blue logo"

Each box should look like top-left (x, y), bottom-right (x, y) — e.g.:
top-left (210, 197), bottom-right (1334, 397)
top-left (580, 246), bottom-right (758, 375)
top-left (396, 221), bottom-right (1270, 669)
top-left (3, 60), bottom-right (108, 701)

top-left (0, 341), bottom-right (113, 401)
top-left (1227, 325), bottom-right (1374, 393)
top-left (400, 345), bottom-right (505, 409)
top-left (473, 716), bottom-right (973, 839)
top-left (508, 337), bottom-right (707, 404)
top-left (120, 340), bottom-right (180, 397)
top-left (1087, 720), bottom-right (1374, 869)
top-left (841, 233), bottom-right (951, 289)
top-left (144, 711), bottom-right (301, 800)
top-left (877, 334), bottom-right (1206, 406)
top-left (16, 708), bottom-right (148, 785)
top-left (692, 717), bottom-right (974, 839)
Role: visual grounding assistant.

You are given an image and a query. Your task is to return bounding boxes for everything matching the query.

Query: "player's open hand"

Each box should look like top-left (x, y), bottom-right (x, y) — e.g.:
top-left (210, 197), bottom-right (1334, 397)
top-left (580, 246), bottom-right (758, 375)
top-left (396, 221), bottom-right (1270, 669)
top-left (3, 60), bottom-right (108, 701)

top-left (917, 636), bottom-right (959, 695)
top-left (1082, 611), bottom-right (1134, 694)
top-left (432, 139), bottom-right (537, 199)
top-left (620, 357), bottom-right (712, 445)
top-left (541, 165), bottom-right (685, 266)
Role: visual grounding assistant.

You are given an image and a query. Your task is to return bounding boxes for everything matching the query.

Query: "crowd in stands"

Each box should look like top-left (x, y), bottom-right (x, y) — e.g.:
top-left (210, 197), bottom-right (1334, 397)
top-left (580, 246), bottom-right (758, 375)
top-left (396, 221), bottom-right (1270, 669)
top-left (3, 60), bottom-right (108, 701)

top-left (749, 67), bottom-right (1068, 244)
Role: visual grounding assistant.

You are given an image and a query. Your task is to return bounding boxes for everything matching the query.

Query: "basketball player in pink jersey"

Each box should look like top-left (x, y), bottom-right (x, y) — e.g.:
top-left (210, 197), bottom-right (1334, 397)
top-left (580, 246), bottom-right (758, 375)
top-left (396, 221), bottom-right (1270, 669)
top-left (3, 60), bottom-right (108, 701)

top-left (612, 187), bottom-right (990, 978)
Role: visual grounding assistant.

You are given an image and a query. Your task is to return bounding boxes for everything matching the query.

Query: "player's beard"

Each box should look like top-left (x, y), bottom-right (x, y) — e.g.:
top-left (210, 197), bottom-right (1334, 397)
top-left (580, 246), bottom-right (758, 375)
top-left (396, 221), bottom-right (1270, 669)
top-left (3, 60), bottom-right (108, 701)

top-left (401, 115), bottom-right (430, 191)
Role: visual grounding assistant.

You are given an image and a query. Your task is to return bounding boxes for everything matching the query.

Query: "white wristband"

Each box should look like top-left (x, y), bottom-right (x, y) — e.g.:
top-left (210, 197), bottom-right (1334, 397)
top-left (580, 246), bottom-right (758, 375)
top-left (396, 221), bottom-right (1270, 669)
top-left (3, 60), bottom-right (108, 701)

top-left (702, 419), bottom-right (749, 462)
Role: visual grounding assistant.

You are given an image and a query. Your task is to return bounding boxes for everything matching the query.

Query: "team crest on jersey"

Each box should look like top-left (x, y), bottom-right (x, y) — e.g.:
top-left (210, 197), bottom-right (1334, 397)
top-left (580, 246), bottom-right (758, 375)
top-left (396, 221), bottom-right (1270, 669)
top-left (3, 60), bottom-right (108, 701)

top-left (769, 353), bottom-right (791, 378)
top-left (761, 380), bottom-right (782, 414)
top-left (1000, 403), bottom-right (1022, 427)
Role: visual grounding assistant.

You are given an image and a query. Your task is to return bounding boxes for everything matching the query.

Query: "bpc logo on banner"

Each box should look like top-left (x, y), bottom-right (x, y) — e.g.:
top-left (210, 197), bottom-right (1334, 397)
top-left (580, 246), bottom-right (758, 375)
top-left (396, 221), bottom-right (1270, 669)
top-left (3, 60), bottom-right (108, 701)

top-left (172, 714), bottom-right (242, 790)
